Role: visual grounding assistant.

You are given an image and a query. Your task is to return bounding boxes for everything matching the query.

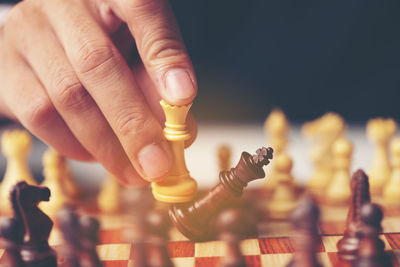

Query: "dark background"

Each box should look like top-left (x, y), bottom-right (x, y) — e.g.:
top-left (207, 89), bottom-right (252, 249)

top-left (2, 0), bottom-right (400, 123)
top-left (170, 0), bottom-right (400, 123)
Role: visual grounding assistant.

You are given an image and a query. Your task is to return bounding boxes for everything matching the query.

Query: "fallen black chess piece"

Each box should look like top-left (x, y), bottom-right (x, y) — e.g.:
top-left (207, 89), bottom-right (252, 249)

top-left (169, 147), bottom-right (273, 241)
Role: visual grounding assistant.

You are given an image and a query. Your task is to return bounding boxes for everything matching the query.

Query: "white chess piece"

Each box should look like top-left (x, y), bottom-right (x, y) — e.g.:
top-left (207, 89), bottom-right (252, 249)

top-left (264, 108), bottom-right (289, 155)
top-left (268, 153), bottom-right (297, 219)
top-left (383, 137), bottom-right (400, 206)
top-left (264, 109), bottom-right (290, 191)
top-left (326, 138), bottom-right (353, 205)
top-left (367, 118), bottom-right (397, 195)
top-left (40, 148), bottom-right (74, 217)
top-left (0, 130), bottom-right (36, 214)
top-left (98, 174), bottom-right (122, 213)
top-left (304, 113), bottom-right (345, 195)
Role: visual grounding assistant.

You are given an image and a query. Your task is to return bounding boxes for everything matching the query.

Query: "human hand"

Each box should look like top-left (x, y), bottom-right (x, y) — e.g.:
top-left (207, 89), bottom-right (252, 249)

top-left (0, 0), bottom-right (197, 186)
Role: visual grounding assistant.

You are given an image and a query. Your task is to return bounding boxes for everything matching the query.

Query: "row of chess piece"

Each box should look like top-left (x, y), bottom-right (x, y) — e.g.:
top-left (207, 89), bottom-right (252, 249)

top-left (263, 109), bottom-right (400, 207)
top-left (333, 169), bottom-right (393, 266)
top-left (0, 128), bottom-right (135, 217)
top-left (0, 129), bottom-right (81, 216)
top-left (0, 180), bottom-right (186, 267)
top-left (0, 145), bottom-right (275, 267)
top-left (0, 181), bottom-right (101, 267)
top-left (129, 169), bottom-right (394, 267)
top-left (288, 180), bottom-right (392, 267)
top-left (216, 144), bottom-right (393, 267)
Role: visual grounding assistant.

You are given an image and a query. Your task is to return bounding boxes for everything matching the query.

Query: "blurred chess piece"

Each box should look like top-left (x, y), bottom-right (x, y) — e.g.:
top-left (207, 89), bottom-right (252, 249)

top-left (264, 108), bottom-right (289, 155)
top-left (264, 109), bottom-right (289, 191)
top-left (326, 138), bottom-right (353, 205)
top-left (57, 205), bottom-right (82, 267)
top-left (57, 152), bottom-right (79, 199)
top-left (383, 137), bottom-right (400, 206)
top-left (152, 100), bottom-right (197, 203)
top-left (146, 209), bottom-right (173, 267)
top-left (0, 217), bottom-right (24, 267)
top-left (216, 206), bottom-right (257, 267)
top-left (367, 118), bottom-right (397, 195)
top-left (11, 182), bottom-right (57, 266)
top-left (286, 196), bottom-right (322, 267)
top-left (337, 169), bottom-right (371, 261)
top-left (40, 148), bottom-right (79, 217)
top-left (353, 203), bottom-right (392, 267)
top-left (303, 113), bottom-right (345, 196)
top-left (217, 145), bottom-right (232, 172)
top-left (79, 215), bottom-right (102, 267)
top-left (267, 153), bottom-right (297, 219)
top-left (0, 129), bottom-right (36, 214)
top-left (98, 173), bottom-right (123, 213)
top-left (125, 187), bottom-right (155, 267)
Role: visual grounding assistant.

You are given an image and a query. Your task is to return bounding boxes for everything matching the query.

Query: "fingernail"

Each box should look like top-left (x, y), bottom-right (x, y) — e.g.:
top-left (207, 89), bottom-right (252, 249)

top-left (164, 69), bottom-right (196, 101)
top-left (138, 141), bottom-right (172, 180)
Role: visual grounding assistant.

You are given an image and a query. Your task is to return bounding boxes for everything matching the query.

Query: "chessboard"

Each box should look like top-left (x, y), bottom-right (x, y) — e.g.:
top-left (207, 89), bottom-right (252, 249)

top-left (0, 188), bottom-right (398, 267)
top-left (0, 111), bottom-right (399, 267)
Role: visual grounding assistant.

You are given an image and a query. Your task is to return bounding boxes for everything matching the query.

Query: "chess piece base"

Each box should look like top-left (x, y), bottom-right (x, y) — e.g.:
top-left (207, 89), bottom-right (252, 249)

top-left (337, 236), bottom-right (359, 261)
top-left (169, 204), bottom-right (211, 241)
top-left (152, 176), bottom-right (197, 203)
top-left (21, 245), bottom-right (57, 267)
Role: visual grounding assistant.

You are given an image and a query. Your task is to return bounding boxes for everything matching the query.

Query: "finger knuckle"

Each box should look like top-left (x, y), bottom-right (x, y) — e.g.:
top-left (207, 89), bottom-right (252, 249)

top-left (24, 98), bottom-right (56, 129)
top-left (75, 40), bottom-right (116, 75)
top-left (4, 3), bottom-right (26, 35)
top-left (4, 2), bottom-right (42, 50)
top-left (115, 107), bottom-right (150, 137)
top-left (125, 0), bottom-right (161, 14)
top-left (5, 3), bottom-right (25, 24)
top-left (54, 75), bottom-right (90, 111)
top-left (141, 27), bottom-right (188, 67)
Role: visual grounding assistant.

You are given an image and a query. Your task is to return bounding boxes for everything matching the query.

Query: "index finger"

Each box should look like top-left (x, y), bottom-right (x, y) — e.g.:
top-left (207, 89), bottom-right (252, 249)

top-left (44, 0), bottom-right (172, 180)
top-left (110, 0), bottom-right (197, 106)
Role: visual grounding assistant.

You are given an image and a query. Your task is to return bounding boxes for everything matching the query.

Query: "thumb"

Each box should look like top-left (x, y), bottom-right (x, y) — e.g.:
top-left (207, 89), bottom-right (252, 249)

top-left (112, 0), bottom-right (197, 105)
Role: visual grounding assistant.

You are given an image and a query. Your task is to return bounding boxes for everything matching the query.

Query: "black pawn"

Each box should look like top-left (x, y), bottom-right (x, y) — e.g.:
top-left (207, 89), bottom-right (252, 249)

top-left (127, 187), bottom-right (155, 267)
top-left (79, 215), bottom-right (103, 267)
top-left (215, 207), bottom-right (256, 267)
top-left (353, 203), bottom-right (392, 267)
top-left (286, 196), bottom-right (322, 267)
top-left (57, 206), bottom-right (81, 267)
top-left (129, 214), bottom-right (147, 267)
top-left (0, 218), bottom-right (24, 267)
top-left (337, 169), bottom-right (371, 261)
top-left (146, 209), bottom-right (173, 267)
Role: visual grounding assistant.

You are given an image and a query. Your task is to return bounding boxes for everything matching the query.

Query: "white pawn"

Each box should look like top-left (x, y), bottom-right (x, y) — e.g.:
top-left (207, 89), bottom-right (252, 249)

top-left (267, 153), bottom-right (297, 219)
top-left (264, 108), bottom-right (289, 155)
top-left (0, 130), bottom-right (36, 214)
top-left (367, 118), bottom-right (397, 195)
top-left (264, 109), bottom-right (290, 191)
top-left (57, 152), bottom-right (79, 200)
top-left (98, 174), bottom-right (123, 213)
top-left (326, 138), bottom-right (353, 205)
top-left (383, 137), bottom-right (400, 206)
top-left (217, 144), bottom-right (232, 172)
top-left (40, 148), bottom-right (77, 217)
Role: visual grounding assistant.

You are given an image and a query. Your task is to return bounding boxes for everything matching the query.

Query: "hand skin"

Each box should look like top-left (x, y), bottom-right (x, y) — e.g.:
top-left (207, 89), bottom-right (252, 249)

top-left (0, 0), bottom-right (197, 186)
